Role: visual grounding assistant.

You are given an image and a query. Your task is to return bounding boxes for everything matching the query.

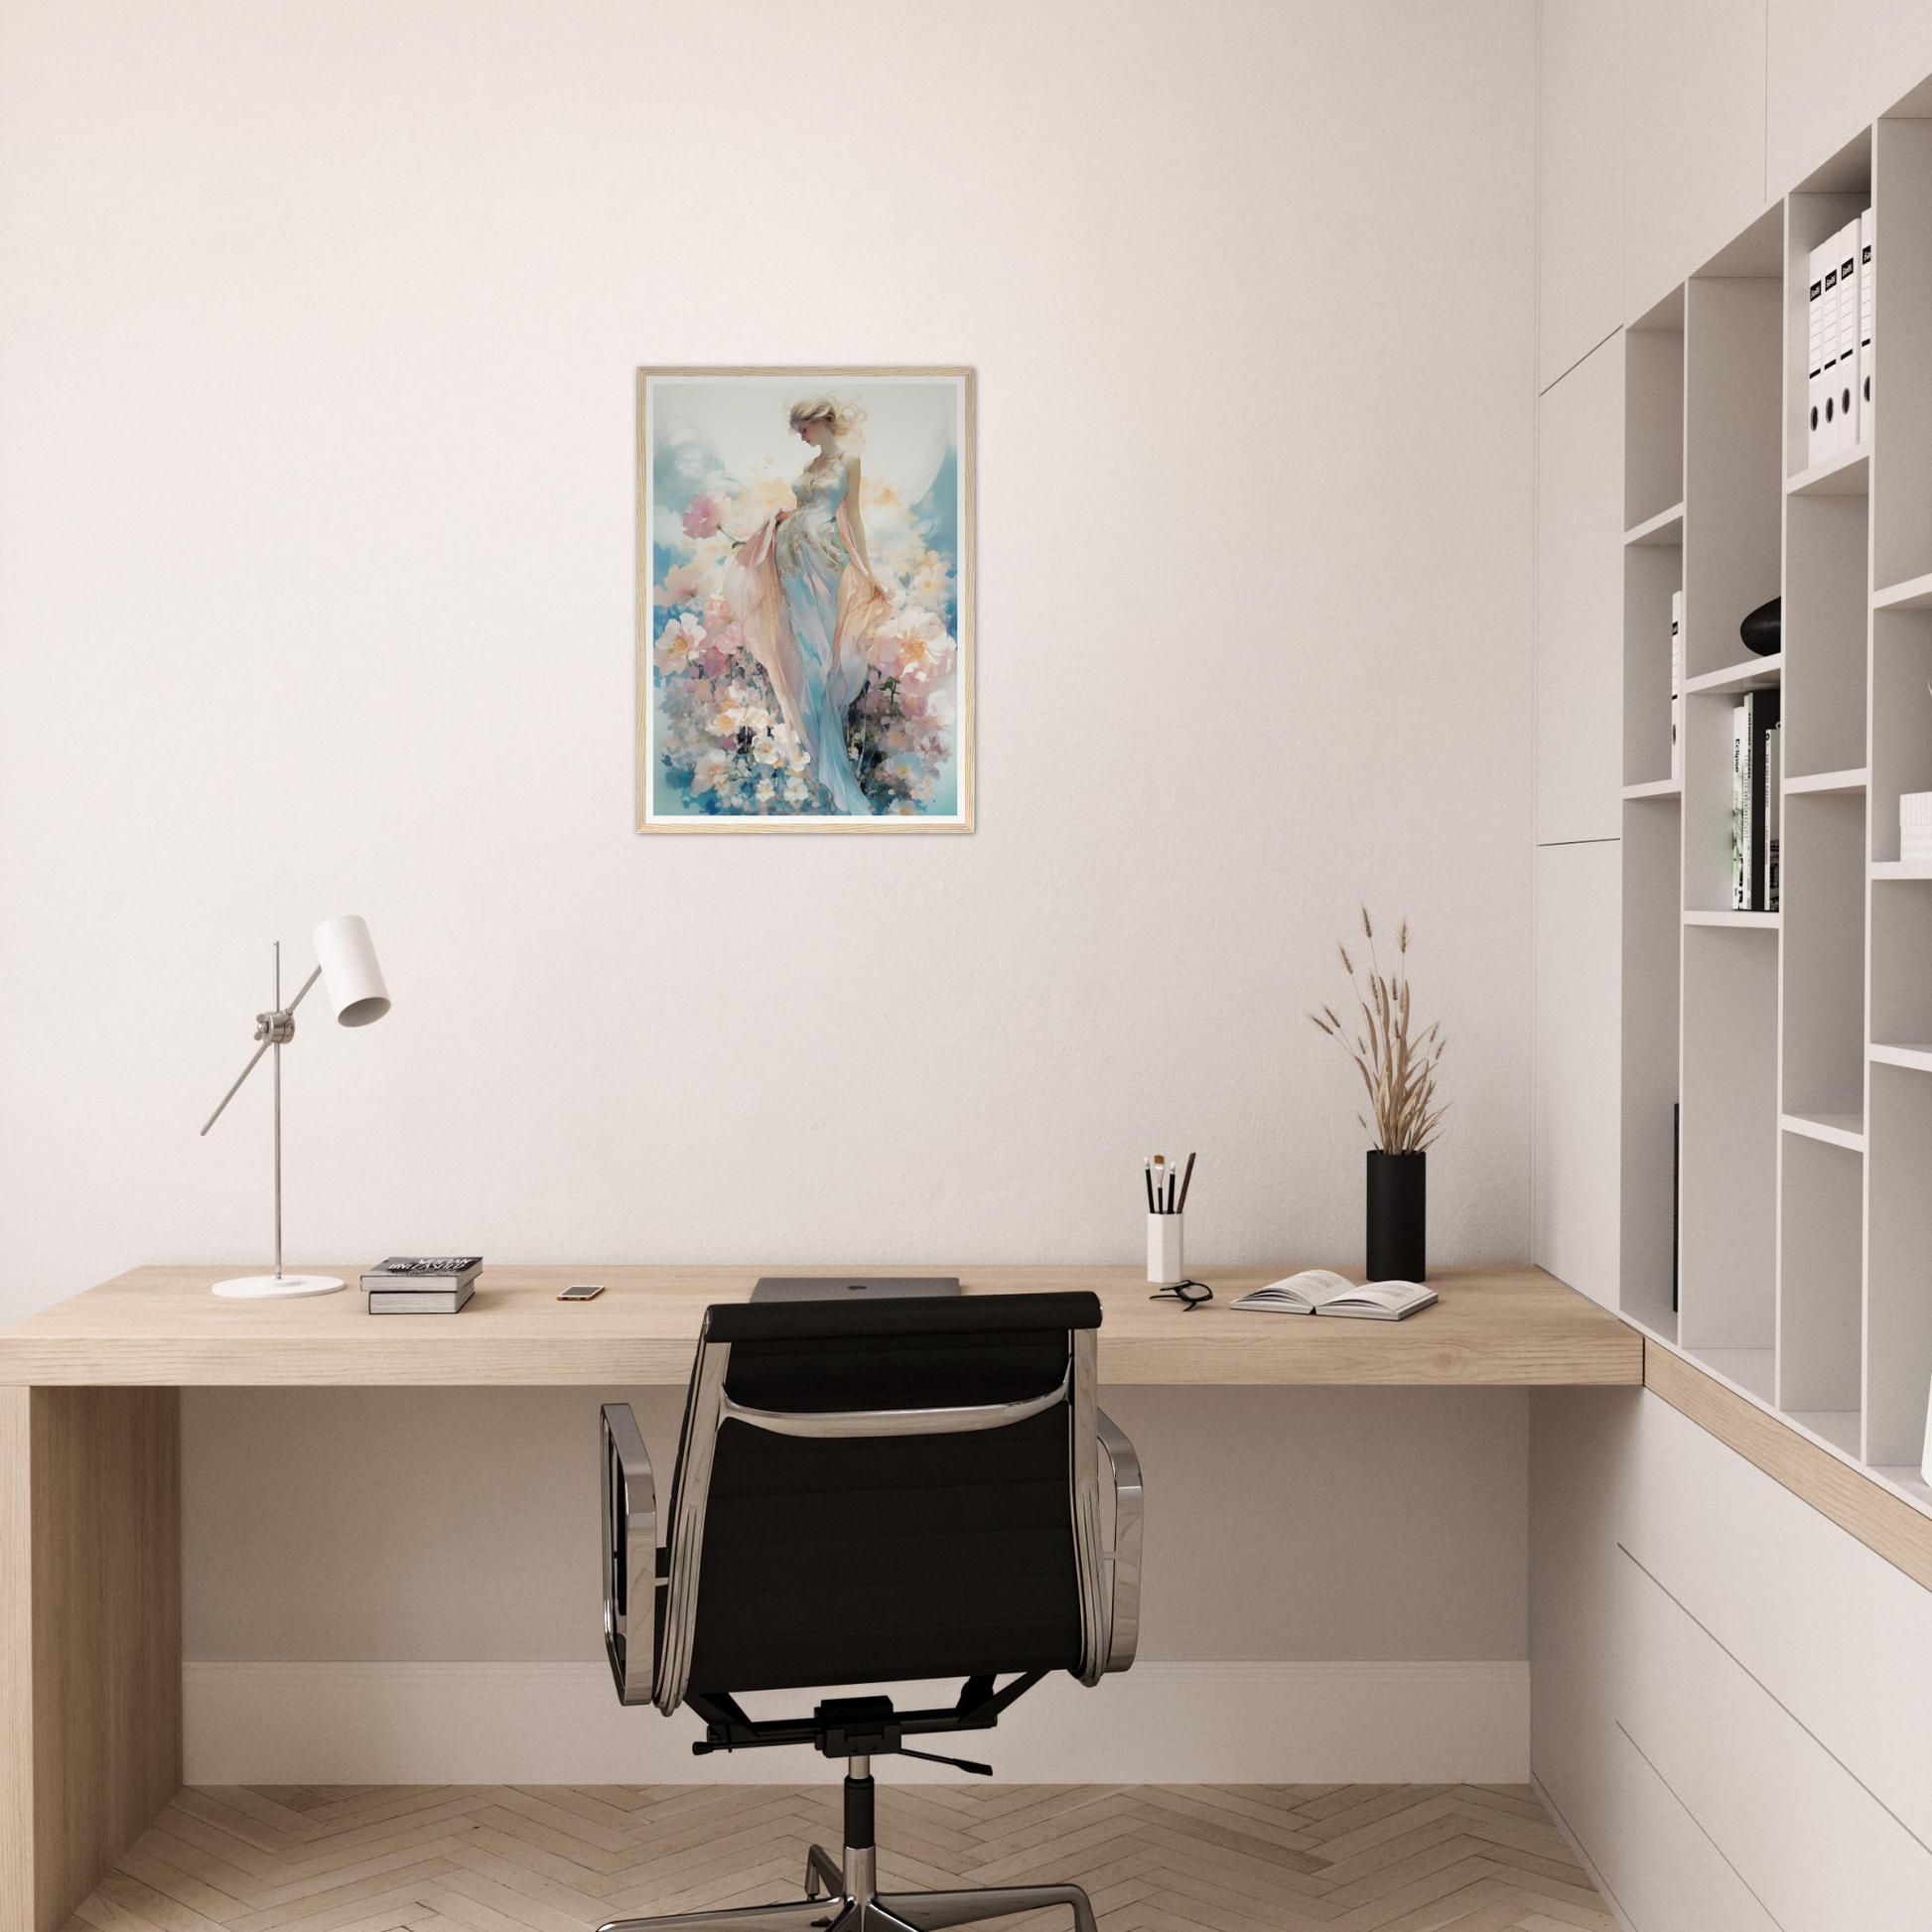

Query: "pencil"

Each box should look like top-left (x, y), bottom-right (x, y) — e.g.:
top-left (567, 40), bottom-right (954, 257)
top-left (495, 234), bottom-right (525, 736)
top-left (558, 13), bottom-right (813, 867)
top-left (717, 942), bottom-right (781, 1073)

top-left (1176, 1151), bottom-right (1196, 1213)
top-left (1144, 1163), bottom-right (1157, 1213)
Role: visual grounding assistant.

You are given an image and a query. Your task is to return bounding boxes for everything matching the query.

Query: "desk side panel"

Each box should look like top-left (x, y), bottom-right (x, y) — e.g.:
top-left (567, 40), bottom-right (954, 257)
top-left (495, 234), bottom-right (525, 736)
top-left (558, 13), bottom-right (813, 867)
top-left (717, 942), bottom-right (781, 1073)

top-left (28, 1388), bottom-right (182, 1932)
top-left (1, 1390), bottom-right (31, 1932)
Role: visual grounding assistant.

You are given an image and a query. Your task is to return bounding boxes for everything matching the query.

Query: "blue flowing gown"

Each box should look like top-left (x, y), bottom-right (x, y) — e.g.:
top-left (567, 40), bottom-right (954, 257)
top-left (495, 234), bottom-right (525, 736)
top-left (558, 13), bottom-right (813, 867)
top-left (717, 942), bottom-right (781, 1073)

top-left (775, 463), bottom-right (874, 816)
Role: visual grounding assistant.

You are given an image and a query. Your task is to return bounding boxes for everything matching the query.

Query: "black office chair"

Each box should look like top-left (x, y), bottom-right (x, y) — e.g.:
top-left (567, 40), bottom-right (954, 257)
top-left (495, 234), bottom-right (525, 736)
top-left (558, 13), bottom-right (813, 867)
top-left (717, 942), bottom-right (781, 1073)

top-left (597, 1291), bottom-right (1143, 1932)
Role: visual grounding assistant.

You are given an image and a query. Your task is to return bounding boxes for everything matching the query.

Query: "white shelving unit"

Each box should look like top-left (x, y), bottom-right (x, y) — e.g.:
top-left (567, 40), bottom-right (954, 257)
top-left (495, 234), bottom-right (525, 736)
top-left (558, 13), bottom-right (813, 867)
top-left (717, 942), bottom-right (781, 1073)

top-left (1619, 105), bottom-right (1932, 1516)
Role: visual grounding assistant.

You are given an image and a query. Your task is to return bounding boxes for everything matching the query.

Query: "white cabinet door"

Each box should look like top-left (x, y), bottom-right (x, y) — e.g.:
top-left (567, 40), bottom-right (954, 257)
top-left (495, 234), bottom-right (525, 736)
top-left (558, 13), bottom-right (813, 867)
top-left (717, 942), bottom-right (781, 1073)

top-left (1625, 0), bottom-right (1769, 318)
top-left (1534, 840), bottom-right (1621, 1307)
top-left (1537, 336), bottom-right (1624, 844)
top-left (1538, 0), bottom-right (1624, 390)
top-left (1768, 0), bottom-right (1932, 194)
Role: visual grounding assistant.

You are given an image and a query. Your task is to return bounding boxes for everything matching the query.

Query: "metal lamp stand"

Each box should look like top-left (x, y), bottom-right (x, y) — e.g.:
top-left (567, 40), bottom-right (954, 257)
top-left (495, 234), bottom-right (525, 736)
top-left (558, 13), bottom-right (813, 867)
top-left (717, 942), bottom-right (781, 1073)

top-left (201, 941), bottom-right (345, 1299)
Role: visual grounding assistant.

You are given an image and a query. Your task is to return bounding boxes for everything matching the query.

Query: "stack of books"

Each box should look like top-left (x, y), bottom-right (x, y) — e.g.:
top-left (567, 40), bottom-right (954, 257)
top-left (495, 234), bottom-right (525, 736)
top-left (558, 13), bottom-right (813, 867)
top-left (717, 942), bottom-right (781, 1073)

top-left (1729, 692), bottom-right (1781, 911)
top-left (361, 1256), bottom-right (483, 1313)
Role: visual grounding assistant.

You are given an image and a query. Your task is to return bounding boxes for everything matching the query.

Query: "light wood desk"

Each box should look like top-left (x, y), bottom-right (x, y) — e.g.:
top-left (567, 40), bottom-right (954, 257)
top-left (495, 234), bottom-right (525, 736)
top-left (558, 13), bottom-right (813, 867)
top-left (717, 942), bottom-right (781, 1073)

top-left (0, 1262), bottom-right (1635, 1932)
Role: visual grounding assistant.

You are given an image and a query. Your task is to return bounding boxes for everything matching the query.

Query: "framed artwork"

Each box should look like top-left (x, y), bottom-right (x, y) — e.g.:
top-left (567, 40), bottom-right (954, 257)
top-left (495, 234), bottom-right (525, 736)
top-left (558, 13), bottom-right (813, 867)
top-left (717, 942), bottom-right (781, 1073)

top-left (636, 366), bottom-right (974, 832)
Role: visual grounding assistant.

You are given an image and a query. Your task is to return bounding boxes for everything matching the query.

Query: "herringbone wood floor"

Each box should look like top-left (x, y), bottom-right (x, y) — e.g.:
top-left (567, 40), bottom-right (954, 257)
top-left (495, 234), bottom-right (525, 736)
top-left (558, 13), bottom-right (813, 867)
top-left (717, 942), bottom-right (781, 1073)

top-left (65, 1784), bottom-right (1617, 1932)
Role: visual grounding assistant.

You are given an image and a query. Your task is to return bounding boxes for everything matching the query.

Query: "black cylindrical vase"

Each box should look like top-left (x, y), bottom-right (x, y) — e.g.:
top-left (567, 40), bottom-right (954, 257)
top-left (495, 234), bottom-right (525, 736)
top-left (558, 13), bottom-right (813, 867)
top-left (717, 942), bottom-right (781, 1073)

top-left (1366, 1150), bottom-right (1427, 1282)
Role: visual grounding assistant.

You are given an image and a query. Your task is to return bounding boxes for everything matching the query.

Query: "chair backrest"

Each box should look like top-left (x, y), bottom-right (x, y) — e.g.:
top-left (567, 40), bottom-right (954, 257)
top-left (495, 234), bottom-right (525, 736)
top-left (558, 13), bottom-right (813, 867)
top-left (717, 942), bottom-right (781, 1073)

top-left (652, 1291), bottom-right (1107, 1713)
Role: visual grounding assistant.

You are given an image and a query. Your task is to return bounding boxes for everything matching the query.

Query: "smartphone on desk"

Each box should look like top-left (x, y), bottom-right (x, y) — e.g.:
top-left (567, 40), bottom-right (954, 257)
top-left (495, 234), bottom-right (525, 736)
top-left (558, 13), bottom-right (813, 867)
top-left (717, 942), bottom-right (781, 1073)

top-left (558, 1283), bottom-right (605, 1302)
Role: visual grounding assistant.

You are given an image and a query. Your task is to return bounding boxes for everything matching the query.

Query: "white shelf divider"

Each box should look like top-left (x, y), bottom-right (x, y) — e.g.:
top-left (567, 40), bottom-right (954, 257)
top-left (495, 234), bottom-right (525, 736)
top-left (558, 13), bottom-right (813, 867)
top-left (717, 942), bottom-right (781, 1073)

top-left (1684, 653), bottom-right (1782, 696)
top-left (1785, 446), bottom-right (1869, 496)
top-left (1785, 767), bottom-right (1866, 793)
top-left (1870, 1042), bottom-right (1932, 1072)
top-left (1622, 776), bottom-right (1682, 800)
top-left (1781, 1110), bottom-right (1866, 1151)
top-left (1684, 909), bottom-right (1779, 928)
top-left (1872, 570), bottom-right (1932, 611)
top-left (1624, 500), bottom-right (1686, 547)
top-left (1871, 860), bottom-right (1932, 880)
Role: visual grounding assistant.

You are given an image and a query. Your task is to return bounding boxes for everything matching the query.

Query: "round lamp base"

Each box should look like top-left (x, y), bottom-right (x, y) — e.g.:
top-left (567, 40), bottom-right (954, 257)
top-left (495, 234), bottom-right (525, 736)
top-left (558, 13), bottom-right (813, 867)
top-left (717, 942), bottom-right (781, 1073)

top-left (211, 1274), bottom-right (345, 1300)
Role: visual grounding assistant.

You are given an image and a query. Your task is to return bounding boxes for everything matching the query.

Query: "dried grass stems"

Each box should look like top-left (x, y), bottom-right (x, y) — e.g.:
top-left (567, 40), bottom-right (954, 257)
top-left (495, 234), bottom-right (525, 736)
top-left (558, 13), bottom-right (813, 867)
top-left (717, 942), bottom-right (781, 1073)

top-left (1310, 907), bottom-right (1449, 1154)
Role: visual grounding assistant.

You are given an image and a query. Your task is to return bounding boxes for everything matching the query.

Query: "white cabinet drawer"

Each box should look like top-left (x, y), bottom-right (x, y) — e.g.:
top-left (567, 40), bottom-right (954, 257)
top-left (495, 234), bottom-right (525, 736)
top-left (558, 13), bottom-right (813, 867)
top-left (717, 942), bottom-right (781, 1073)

top-left (1617, 1548), bottom-right (1932, 1929)
top-left (1621, 1389), bottom-right (1932, 1847)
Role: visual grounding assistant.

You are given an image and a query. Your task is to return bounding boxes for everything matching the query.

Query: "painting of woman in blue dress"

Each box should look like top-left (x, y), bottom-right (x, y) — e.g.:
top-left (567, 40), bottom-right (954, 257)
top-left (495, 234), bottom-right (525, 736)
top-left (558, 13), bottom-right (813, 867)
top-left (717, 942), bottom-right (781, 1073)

top-left (637, 369), bottom-right (971, 832)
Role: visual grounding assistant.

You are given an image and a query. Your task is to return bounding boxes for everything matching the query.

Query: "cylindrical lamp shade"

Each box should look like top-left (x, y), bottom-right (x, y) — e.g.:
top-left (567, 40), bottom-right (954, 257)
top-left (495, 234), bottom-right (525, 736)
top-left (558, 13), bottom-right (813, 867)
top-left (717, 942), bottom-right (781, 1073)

top-left (312, 914), bottom-right (390, 1028)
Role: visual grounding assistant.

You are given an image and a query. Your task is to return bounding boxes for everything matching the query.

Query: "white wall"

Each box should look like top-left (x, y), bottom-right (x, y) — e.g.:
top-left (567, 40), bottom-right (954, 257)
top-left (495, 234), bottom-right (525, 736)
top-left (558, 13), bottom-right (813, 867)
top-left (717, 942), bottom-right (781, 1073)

top-left (0, 0), bottom-right (1537, 1314)
top-left (0, 0), bottom-right (1540, 1768)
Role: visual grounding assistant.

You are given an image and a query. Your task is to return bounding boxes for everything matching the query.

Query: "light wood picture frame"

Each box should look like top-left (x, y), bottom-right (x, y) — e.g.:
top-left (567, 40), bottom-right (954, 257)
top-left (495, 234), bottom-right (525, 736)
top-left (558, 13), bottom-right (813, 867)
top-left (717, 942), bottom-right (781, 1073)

top-left (635, 366), bottom-right (974, 833)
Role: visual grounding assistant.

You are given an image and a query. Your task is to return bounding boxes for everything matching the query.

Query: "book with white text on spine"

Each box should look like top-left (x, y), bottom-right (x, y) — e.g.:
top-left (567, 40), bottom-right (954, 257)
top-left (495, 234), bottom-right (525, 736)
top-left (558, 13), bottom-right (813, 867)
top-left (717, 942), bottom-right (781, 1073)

top-left (360, 1256), bottom-right (483, 1292)
top-left (1230, 1271), bottom-right (1437, 1320)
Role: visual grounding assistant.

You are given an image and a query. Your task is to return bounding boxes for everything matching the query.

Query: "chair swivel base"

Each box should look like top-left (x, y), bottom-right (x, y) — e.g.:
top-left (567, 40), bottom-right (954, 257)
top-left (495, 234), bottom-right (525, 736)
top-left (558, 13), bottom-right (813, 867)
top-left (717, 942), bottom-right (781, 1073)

top-left (595, 1843), bottom-right (1098, 1932)
top-left (595, 1824), bottom-right (1097, 1932)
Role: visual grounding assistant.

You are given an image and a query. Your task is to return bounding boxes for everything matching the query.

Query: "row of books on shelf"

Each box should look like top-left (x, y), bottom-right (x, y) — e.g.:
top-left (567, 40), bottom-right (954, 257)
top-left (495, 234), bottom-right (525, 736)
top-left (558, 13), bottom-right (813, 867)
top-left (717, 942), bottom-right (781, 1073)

top-left (1807, 209), bottom-right (1873, 466)
top-left (1730, 691), bottom-right (1781, 911)
top-left (1670, 591), bottom-right (1683, 781)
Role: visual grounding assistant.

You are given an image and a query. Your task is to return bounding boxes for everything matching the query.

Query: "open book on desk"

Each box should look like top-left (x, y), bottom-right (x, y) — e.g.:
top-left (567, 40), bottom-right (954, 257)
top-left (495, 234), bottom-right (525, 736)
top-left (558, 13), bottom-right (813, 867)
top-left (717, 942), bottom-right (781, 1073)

top-left (1230, 1270), bottom-right (1437, 1320)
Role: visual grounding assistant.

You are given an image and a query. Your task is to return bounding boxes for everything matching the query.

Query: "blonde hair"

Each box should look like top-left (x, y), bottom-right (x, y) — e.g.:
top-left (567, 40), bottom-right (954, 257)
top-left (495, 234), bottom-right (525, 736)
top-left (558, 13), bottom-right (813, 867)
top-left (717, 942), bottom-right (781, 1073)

top-left (787, 393), bottom-right (866, 452)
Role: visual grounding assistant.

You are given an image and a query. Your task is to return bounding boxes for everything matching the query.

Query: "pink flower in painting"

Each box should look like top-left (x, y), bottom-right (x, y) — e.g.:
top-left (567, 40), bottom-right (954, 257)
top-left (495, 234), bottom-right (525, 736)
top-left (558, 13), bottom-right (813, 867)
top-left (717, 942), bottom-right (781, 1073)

top-left (867, 608), bottom-right (955, 687)
top-left (654, 611), bottom-right (707, 673)
top-left (654, 560), bottom-right (708, 608)
top-left (703, 596), bottom-right (736, 628)
top-left (682, 491), bottom-right (727, 540)
top-left (700, 620), bottom-right (745, 677)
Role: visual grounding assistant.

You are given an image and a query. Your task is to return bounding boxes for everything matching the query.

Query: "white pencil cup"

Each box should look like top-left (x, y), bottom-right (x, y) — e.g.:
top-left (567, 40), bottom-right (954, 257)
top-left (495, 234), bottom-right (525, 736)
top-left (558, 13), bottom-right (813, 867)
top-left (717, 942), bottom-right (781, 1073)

top-left (1148, 1213), bottom-right (1185, 1286)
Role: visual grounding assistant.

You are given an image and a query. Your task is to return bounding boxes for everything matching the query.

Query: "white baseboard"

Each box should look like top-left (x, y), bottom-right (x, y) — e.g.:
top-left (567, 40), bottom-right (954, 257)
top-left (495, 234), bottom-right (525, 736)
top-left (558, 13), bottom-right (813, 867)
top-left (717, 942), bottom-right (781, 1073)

top-left (183, 1660), bottom-right (1528, 1786)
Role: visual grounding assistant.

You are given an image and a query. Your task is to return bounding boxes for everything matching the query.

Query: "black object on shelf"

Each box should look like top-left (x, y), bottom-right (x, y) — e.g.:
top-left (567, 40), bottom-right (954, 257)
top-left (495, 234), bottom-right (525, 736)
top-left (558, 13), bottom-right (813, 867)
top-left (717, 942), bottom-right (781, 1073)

top-left (1366, 1150), bottom-right (1426, 1283)
top-left (1740, 595), bottom-right (1781, 657)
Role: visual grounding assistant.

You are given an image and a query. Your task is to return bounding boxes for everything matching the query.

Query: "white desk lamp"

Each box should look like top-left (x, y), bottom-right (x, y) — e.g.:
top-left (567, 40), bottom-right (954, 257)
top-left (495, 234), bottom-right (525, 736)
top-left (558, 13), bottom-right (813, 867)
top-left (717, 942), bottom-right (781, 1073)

top-left (200, 913), bottom-right (391, 1299)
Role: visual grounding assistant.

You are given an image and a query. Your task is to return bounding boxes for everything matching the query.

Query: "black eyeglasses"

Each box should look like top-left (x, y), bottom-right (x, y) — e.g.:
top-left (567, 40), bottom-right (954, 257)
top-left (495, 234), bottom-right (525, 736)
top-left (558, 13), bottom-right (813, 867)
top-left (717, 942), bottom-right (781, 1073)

top-left (1149, 1279), bottom-right (1214, 1311)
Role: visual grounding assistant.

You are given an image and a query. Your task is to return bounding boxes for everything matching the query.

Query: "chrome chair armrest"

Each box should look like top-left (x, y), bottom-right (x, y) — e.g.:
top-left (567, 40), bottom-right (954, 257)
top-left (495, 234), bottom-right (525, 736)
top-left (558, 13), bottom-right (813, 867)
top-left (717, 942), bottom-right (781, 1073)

top-left (1095, 1407), bottom-right (1143, 1673)
top-left (602, 1403), bottom-right (658, 1707)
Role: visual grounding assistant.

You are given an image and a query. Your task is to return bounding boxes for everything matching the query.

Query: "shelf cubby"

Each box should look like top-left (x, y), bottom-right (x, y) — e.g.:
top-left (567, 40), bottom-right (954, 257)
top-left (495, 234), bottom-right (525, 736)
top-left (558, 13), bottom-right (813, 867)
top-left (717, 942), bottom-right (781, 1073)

top-left (1872, 114), bottom-right (1932, 594)
top-left (1777, 1132), bottom-right (1863, 1427)
top-left (1869, 874), bottom-right (1932, 1051)
top-left (1625, 288), bottom-right (1684, 533)
top-left (1619, 793), bottom-right (1683, 1341)
top-left (1866, 1062), bottom-right (1932, 1466)
top-left (1678, 925), bottom-right (1779, 1362)
top-left (1684, 241), bottom-right (1782, 684)
top-left (1869, 608), bottom-right (1932, 861)
top-left (1784, 493), bottom-right (1868, 777)
top-left (1781, 791), bottom-right (1866, 1119)
top-left (1622, 538), bottom-right (1682, 788)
